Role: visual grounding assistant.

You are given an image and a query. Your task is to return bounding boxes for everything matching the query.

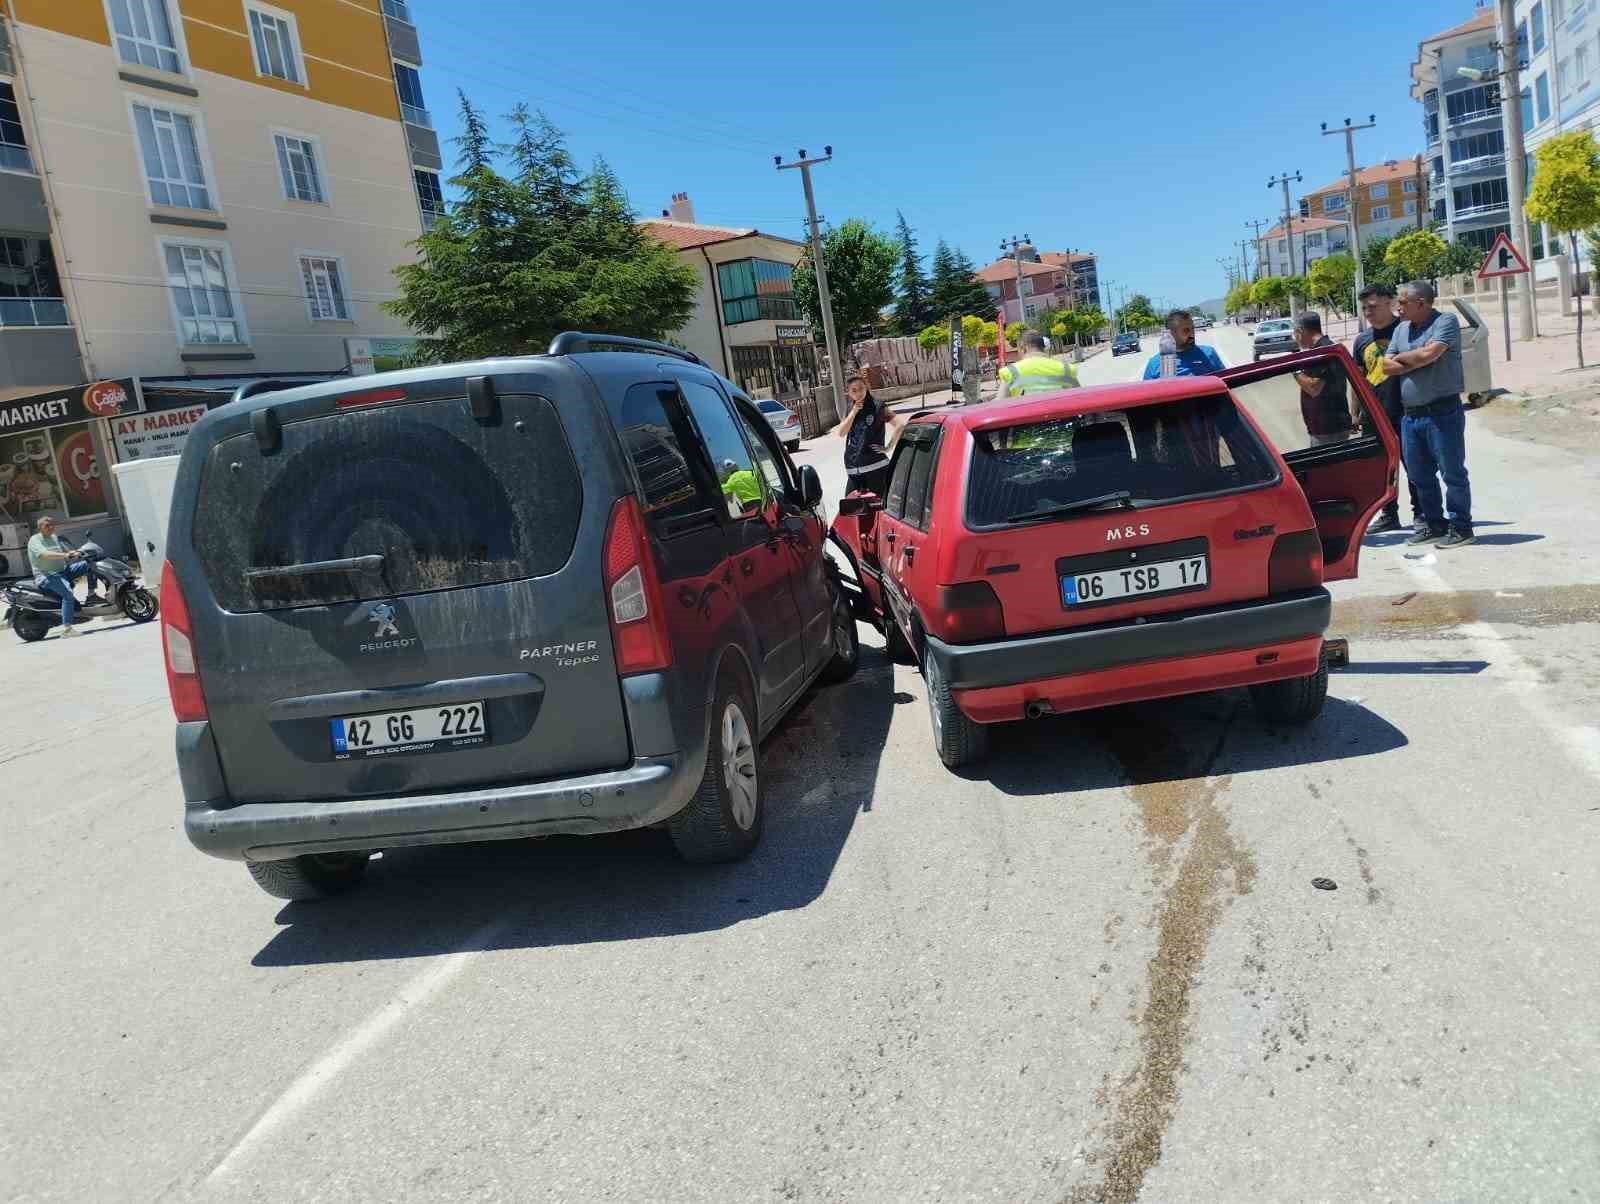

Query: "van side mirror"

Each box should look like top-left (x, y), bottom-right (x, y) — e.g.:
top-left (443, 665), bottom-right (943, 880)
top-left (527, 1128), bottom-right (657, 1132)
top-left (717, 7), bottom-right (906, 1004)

top-left (836, 493), bottom-right (883, 517)
top-left (798, 465), bottom-right (823, 508)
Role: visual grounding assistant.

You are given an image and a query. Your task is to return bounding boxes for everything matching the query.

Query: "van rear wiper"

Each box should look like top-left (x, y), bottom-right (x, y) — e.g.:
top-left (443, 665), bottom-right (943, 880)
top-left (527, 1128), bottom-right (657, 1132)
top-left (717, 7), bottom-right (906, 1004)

top-left (1006, 491), bottom-right (1134, 524)
top-left (246, 554), bottom-right (386, 583)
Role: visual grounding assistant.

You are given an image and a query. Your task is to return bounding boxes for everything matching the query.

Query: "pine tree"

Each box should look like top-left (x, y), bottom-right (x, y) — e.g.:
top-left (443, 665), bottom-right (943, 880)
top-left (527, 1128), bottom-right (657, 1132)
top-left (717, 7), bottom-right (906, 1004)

top-left (928, 239), bottom-right (960, 318)
top-left (890, 211), bottom-right (932, 335)
top-left (929, 240), bottom-right (992, 320)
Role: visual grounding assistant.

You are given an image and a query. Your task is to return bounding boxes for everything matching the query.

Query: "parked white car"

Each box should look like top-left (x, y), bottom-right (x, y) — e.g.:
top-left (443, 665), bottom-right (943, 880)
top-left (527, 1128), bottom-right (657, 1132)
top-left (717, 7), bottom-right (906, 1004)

top-left (756, 398), bottom-right (802, 451)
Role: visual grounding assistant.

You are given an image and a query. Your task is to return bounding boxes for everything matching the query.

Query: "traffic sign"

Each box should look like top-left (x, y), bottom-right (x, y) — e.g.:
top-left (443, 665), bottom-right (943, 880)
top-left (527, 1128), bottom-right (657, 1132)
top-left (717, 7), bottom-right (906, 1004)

top-left (1477, 232), bottom-right (1531, 279)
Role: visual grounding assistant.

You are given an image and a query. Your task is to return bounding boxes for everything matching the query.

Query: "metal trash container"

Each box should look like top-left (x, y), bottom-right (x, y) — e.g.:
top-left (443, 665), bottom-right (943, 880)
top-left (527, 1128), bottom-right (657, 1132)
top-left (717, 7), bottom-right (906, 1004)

top-left (1448, 298), bottom-right (1492, 400)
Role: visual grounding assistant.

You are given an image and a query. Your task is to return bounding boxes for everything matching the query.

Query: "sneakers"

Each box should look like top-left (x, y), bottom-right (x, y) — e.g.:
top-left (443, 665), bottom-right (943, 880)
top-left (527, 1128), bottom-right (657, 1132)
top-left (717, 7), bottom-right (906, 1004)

top-left (58, 625), bottom-right (80, 638)
top-left (1437, 529), bottom-right (1476, 550)
top-left (1367, 513), bottom-right (1403, 535)
top-left (1406, 526), bottom-right (1447, 546)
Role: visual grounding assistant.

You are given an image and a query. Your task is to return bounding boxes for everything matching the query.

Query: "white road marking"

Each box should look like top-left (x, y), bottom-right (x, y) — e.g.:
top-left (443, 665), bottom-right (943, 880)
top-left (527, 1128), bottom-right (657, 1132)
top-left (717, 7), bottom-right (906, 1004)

top-left (1400, 556), bottom-right (1600, 783)
top-left (205, 916), bottom-right (510, 1183)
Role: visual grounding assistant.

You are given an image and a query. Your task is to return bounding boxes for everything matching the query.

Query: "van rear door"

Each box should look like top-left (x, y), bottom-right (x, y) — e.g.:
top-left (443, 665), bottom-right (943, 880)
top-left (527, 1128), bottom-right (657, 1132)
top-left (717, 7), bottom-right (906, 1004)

top-left (178, 371), bottom-right (632, 805)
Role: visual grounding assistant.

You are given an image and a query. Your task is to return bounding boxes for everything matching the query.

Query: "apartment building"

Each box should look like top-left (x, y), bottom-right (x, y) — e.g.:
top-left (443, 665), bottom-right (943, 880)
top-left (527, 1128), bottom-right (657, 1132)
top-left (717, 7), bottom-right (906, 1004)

top-left (1411, 9), bottom-right (1517, 256)
top-left (1297, 159), bottom-right (1428, 245)
top-left (0, 0), bottom-right (436, 564)
top-left (1256, 216), bottom-right (1351, 279)
top-left (979, 244), bottom-right (1101, 323)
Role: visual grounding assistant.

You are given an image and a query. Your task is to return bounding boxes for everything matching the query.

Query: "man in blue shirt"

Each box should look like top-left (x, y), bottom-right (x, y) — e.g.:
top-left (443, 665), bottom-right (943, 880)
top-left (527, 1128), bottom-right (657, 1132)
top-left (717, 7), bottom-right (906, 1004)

top-left (1143, 310), bottom-right (1225, 379)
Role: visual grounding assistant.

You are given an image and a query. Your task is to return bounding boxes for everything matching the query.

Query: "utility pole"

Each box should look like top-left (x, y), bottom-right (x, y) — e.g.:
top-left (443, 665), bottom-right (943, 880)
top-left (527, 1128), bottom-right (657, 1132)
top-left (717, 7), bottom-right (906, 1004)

top-left (1236, 239), bottom-right (1252, 285)
top-left (1268, 171), bottom-right (1304, 315)
top-left (777, 147), bottom-right (844, 422)
top-left (1245, 219), bottom-right (1269, 281)
top-left (1495, 0), bottom-right (1537, 340)
top-left (999, 233), bottom-right (1031, 330)
top-left (1413, 154), bottom-right (1427, 230)
top-left (1321, 116), bottom-right (1375, 328)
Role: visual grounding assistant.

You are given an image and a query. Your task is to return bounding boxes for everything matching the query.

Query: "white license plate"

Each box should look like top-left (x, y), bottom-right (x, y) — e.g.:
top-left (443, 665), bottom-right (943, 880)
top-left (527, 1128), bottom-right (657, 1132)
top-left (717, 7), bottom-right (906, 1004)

top-left (330, 701), bottom-right (487, 757)
top-left (1061, 555), bottom-right (1208, 606)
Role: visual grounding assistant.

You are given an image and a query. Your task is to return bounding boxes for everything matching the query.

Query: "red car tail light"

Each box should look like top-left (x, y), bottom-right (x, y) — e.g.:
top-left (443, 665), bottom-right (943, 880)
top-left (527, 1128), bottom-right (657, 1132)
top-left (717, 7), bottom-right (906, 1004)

top-left (1267, 530), bottom-right (1324, 595)
top-left (935, 582), bottom-right (1006, 643)
top-left (160, 563), bottom-right (208, 722)
top-left (603, 496), bottom-right (672, 675)
top-left (335, 387), bottom-right (406, 408)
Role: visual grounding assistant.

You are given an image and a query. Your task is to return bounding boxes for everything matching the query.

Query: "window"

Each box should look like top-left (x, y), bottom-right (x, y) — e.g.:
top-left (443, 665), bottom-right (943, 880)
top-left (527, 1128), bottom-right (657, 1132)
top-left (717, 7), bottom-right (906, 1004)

top-left (884, 441), bottom-right (914, 517)
top-left (678, 378), bottom-right (761, 520)
top-left (1451, 129), bottom-right (1505, 163)
top-left (1517, 19), bottom-right (1530, 67)
top-left (394, 62), bottom-right (430, 128)
top-left (612, 383), bottom-right (714, 526)
top-left (735, 408), bottom-right (786, 500)
top-left (1403, 177), bottom-right (1417, 193)
top-left (1453, 178), bottom-right (1510, 215)
top-left (1226, 359), bottom-right (1370, 457)
top-left (1023, 302), bottom-right (1037, 317)
top-left (1554, 0), bottom-right (1566, 22)
top-left (1446, 84), bottom-right (1500, 123)
top-left (162, 242), bottom-right (244, 344)
top-left (107, 0), bottom-right (182, 73)
top-left (1579, 44), bottom-right (1592, 86)
top-left (131, 103), bottom-right (211, 210)
top-left (1425, 111), bottom-right (1441, 142)
top-left (899, 430), bottom-right (941, 531)
top-left (273, 133), bottom-right (323, 203)
top-left (414, 169), bottom-right (445, 227)
top-left (1020, 275), bottom-right (1034, 296)
top-left (0, 82), bottom-right (31, 173)
top-left (0, 233), bottom-right (67, 327)
top-left (1322, 193), bottom-right (1346, 212)
top-left (380, 0), bottom-right (412, 19)
top-left (1369, 182), bottom-right (1388, 200)
top-left (1403, 199), bottom-right (1417, 217)
top-left (964, 396), bottom-right (1279, 529)
top-left (1298, 199), bottom-right (1310, 217)
top-left (1371, 205), bottom-right (1390, 222)
top-left (1523, 86), bottom-right (1535, 132)
top-left (1559, 57), bottom-right (1572, 99)
top-left (1533, 2), bottom-right (1547, 52)
top-left (246, 5), bottom-right (302, 84)
top-left (717, 258), bottom-right (798, 324)
top-left (1305, 231), bottom-right (1324, 248)
top-left (1277, 238), bottom-right (1287, 252)
top-left (1537, 72), bottom-right (1551, 120)
top-left (299, 255), bottom-right (349, 321)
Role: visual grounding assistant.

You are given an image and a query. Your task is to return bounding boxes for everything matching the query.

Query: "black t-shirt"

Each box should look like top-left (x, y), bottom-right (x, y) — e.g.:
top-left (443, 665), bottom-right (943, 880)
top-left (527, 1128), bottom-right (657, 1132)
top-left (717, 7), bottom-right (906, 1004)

top-left (1298, 336), bottom-right (1350, 436)
top-left (1352, 319), bottom-right (1402, 412)
top-left (844, 394), bottom-right (888, 473)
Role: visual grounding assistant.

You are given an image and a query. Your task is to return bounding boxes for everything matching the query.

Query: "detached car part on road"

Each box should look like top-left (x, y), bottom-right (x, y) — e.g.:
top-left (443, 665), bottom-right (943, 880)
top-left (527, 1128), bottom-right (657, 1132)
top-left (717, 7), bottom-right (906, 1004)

top-left (830, 345), bottom-right (1398, 768)
top-left (165, 334), bottom-right (859, 900)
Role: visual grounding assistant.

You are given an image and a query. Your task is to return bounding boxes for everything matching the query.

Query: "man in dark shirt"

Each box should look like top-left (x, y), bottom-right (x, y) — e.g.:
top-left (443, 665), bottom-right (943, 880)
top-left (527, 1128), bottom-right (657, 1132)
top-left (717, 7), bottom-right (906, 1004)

top-left (1350, 283), bottom-right (1416, 533)
top-left (1291, 312), bottom-right (1350, 446)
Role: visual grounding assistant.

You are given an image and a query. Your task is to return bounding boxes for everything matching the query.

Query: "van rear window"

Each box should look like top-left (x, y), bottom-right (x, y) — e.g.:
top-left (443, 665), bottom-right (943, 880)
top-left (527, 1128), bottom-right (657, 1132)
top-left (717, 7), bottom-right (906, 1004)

top-left (965, 392), bottom-right (1278, 528)
top-left (192, 394), bottom-right (582, 612)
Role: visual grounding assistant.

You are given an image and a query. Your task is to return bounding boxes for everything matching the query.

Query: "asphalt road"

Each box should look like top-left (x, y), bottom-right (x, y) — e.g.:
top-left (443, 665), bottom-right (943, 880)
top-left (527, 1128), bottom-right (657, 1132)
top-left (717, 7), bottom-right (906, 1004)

top-left (6, 331), bottom-right (1599, 1202)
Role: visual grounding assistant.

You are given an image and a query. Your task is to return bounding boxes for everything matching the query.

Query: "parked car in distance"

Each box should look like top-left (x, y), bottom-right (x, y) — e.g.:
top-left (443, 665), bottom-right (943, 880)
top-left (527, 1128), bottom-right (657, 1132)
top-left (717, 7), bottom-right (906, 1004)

top-left (1112, 332), bottom-right (1142, 356)
top-left (829, 346), bottom-right (1397, 769)
top-left (756, 397), bottom-right (803, 451)
top-left (165, 333), bottom-right (861, 901)
top-left (1252, 318), bottom-right (1296, 360)
top-left (1194, 314), bottom-right (1214, 329)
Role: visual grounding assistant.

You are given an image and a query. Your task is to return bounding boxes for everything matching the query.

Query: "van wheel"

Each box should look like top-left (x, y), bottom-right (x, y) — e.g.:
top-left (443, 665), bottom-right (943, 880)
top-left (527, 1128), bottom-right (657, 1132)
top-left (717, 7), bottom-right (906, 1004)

top-left (1249, 657), bottom-right (1329, 726)
top-left (822, 586), bottom-right (859, 683)
top-left (924, 646), bottom-right (988, 769)
top-left (669, 672), bottom-right (762, 863)
top-left (246, 852), bottom-right (370, 900)
top-left (883, 615), bottom-right (915, 664)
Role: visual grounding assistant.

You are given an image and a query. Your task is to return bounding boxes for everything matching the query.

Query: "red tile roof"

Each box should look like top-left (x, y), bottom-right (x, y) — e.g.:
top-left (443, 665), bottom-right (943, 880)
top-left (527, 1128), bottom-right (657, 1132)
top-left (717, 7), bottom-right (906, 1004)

top-left (1303, 158), bottom-right (1424, 197)
top-left (638, 219), bottom-right (756, 250)
top-left (1261, 216), bottom-right (1348, 240)
top-left (975, 258), bottom-right (1065, 284)
top-left (1422, 9), bottom-right (1495, 44)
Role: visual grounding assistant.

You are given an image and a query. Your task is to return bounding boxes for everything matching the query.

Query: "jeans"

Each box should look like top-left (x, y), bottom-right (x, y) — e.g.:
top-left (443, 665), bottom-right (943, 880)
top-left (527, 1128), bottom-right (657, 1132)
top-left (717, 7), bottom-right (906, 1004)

top-left (1402, 402), bottom-right (1472, 533)
top-left (37, 559), bottom-right (90, 625)
top-left (1380, 394), bottom-right (1420, 521)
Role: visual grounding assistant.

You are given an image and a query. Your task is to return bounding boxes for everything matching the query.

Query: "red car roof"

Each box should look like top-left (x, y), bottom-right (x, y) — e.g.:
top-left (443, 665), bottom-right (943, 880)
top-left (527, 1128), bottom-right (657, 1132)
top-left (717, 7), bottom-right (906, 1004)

top-left (913, 377), bottom-right (1228, 435)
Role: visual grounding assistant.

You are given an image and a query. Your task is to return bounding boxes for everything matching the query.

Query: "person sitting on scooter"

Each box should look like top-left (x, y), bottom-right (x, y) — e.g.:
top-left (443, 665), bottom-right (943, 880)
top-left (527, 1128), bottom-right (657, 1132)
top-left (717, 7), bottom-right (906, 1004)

top-left (27, 515), bottom-right (93, 636)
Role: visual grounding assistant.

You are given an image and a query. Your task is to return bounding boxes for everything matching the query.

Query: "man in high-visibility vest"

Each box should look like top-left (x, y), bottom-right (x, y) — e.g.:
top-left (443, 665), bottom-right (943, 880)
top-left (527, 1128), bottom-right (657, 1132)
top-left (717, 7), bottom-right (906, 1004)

top-left (994, 330), bottom-right (1079, 400)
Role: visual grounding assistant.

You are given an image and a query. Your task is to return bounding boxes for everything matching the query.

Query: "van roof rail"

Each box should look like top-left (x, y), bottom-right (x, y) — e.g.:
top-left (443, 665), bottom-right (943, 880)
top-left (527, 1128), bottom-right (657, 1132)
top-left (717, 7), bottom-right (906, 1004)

top-left (546, 331), bottom-right (700, 364)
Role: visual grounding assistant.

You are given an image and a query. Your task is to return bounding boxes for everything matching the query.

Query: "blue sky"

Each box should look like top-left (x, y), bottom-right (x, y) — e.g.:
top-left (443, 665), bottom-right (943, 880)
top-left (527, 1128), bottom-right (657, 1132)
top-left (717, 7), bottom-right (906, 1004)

top-left (415, 0), bottom-right (1483, 308)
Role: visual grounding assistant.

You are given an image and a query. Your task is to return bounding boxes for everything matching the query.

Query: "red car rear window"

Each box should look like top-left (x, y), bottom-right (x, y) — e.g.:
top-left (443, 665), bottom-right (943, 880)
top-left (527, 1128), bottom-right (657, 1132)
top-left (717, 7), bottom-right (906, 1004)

top-left (965, 392), bottom-right (1279, 528)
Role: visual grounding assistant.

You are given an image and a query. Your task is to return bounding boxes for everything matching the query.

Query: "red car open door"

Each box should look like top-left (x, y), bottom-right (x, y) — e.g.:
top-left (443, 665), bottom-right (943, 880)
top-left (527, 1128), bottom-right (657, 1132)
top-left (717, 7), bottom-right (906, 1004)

top-left (1218, 344), bottom-right (1398, 581)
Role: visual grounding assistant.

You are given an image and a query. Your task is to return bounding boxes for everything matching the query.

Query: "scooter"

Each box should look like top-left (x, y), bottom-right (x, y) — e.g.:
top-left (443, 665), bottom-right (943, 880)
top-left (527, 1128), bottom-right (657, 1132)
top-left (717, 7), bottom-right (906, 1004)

top-left (2, 537), bottom-right (159, 642)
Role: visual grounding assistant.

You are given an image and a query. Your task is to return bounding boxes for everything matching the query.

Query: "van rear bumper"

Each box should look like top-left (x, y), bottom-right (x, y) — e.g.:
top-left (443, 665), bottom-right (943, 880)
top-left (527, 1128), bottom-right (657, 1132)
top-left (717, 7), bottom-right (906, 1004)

top-left (184, 753), bottom-right (700, 862)
top-left (923, 589), bottom-right (1332, 693)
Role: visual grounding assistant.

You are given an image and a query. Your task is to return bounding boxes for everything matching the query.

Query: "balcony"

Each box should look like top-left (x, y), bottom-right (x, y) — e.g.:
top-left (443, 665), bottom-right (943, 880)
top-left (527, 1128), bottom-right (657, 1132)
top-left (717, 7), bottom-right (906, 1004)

top-left (400, 101), bottom-right (432, 129)
top-left (0, 297), bottom-right (68, 327)
top-left (1454, 199), bottom-right (1510, 221)
top-left (1450, 152), bottom-right (1507, 177)
top-left (722, 295), bottom-right (800, 325)
top-left (1448, 105), bottom-right (1502, 127)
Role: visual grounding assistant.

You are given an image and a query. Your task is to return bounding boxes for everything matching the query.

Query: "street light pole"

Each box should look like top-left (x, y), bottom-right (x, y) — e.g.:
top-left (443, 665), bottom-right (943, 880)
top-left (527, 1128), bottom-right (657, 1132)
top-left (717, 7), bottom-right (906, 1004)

top-left (1495, 0), bottom-right (1538, 340)
top-left (1000, 234), bottom-right (1031, 329)
top-left (1322, 116), bottom-right (1375, 329)
top-left (1268, 171), bottom-right (1304, 315)
top-left (777, 147), bottom-right (844, 422)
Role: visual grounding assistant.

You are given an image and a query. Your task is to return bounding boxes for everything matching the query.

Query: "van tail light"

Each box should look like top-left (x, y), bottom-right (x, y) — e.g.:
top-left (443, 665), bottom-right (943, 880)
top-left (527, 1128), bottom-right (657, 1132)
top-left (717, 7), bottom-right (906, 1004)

top-left (1267, 530), bottom-right (1324, 595)
top-left (603, 496), bottom-right (672, 675)
top-left (935, 582), bottom-right (1006, 643)
top-left (159, 563), bottom-right (208, 722)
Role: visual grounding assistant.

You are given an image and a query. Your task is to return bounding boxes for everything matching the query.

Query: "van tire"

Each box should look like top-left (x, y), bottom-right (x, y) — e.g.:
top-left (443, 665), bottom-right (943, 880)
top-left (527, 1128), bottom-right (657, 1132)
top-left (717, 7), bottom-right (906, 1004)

top-left (669, 671), bottom-right (762, 863)
top-left (924, 646), bottom-right (988, 769)
top-left (883, 614), bottom-right (915, 664)
top-left (1249, 657), bottom-right (1329, 726)
top-left (246, 852), bottom-right (369, 900)
top-left (822, 586), bottom-right (860, 683)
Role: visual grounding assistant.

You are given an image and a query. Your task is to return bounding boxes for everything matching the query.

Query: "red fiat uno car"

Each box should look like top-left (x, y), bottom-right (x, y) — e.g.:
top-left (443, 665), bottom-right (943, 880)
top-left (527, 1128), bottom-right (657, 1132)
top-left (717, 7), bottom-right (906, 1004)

top-left (831, 346), bottom-right (1398, 768)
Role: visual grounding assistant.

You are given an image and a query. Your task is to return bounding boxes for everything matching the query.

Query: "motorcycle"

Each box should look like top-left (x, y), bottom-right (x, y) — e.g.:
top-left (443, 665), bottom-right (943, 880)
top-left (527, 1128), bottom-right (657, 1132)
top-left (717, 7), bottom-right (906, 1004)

top-left (2, 537), bottom-right (159, 642)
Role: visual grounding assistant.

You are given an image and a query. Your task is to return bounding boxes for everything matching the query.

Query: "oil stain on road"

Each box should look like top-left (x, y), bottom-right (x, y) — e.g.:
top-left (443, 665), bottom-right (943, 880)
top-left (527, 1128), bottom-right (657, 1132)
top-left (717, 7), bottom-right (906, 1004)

top-left (1333, 583), bottom-right (1600, 638)
top-left (1067, 707), bottom-right (1256, 1204)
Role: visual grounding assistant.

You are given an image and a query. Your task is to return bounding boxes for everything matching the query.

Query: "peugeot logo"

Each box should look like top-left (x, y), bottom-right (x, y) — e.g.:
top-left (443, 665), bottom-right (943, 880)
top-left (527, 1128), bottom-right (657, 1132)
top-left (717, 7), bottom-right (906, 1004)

top-left (367, 602), bottom-right (399, 638)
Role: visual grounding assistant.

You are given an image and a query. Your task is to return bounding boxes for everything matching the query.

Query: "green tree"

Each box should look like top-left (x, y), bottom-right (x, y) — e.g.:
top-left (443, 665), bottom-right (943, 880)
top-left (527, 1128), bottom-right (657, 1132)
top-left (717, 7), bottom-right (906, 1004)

top-left (930, 241), bottom-right (996, 319)
top-left (1440, 238), bottom-right (1483, 278)
top-left (793, 218), bottom-right (899, 344)
top-left (1384, 228), bottom-right (1450, 282)
top-left (387, 96), bottom-right (698, 361)
top-left (1360, 234), bottom-right (1400, 290)
top-left (1004, 320), bottom-right (1025, 346)
top-left (960, 313), bottom-right (986, 348)
top-left (889, 211), bottom-right (934, 335)
top-left (916, 322), bottom-right (949, 351)
top-left (1251, 276), bottom-right (1289, 313)
top-left (1117, 292), bottom-right (1160, 331)
top-left (1224, 280), bottom-right (1254, 315)
top-left (1527, 130), bottom-right (1600, 365)
top-left (1307, 254), bottom-right (1357, 316)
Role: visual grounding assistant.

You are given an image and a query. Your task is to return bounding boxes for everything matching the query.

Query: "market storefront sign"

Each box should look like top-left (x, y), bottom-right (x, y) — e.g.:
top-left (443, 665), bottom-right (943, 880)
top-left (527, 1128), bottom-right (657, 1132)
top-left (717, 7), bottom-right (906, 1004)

top-left (112, 404), bottom-right (208, 460)
top-left (775, 324), bottom-right (810, 347)
top-left (0, 378), bottom-right (142, 434)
